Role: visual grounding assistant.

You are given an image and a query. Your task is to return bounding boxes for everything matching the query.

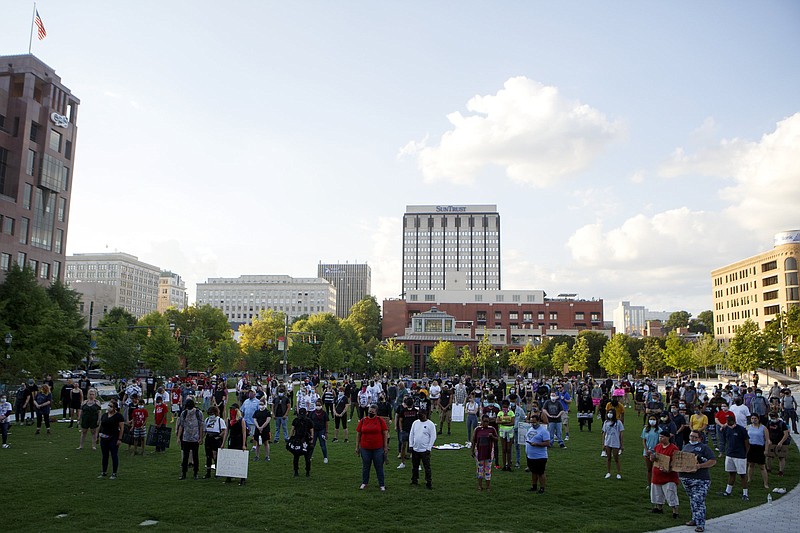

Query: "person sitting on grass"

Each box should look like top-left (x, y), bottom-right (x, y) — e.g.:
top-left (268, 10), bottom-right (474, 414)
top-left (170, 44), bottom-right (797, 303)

top-left (471, 414), bottom-right (498, 492)
top-left (602, 409), bottom-right (624, 479)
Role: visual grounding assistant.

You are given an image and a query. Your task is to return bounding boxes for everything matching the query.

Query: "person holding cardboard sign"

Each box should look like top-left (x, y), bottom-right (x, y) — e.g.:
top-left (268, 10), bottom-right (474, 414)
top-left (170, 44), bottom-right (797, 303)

top-left (647, 430), bottom-right (680, 518)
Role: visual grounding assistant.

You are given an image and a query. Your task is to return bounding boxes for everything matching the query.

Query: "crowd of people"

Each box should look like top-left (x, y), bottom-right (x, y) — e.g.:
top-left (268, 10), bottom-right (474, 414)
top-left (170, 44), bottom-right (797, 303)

top-left (1, 370), bottom-right (797, 531)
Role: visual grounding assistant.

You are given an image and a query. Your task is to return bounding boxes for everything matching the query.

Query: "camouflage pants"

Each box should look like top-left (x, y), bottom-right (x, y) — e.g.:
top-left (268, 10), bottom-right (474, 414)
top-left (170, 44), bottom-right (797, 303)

top-left (680, 477), bottom-right (711, 527)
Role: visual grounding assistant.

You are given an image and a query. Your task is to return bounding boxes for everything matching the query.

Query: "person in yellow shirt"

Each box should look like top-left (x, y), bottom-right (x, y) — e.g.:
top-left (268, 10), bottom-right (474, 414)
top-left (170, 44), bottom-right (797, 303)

top-left (689, 408), bottom-right (709, 442)
top-left (497, 399), bottom-right (516, 471)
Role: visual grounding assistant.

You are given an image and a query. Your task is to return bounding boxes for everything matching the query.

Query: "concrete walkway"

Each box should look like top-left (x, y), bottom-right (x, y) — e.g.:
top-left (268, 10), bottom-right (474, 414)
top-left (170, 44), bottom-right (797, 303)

top-left (651, 388), bottom-right (800, 533)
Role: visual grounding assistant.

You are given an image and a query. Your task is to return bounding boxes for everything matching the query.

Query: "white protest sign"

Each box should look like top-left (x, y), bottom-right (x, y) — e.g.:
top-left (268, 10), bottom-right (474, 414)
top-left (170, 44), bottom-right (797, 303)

top-left (451, 404), bottom-right (465, 422)
top-left (215, 448), bottom-right (249, 479)
top-left (517, 422), bottom-right (531, 445)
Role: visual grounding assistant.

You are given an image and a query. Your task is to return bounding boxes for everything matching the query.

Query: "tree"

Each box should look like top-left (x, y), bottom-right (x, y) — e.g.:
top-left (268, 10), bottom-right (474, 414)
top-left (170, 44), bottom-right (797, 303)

top-left (98, 307), bottom-right (137, 328)
top-left (239, 309), bottom-right (285, 358)
top-left (318, 336), bottom-right (345, 373)
top-left (599, 334), bottom-right (634, 378)
top-left (138, 312), bottom-right (180, 375)
top-left (213, 339), bottom-right (241, 374)
top-left (95, 319), bottom-right (138, 378)
top-left (345, 296), bottom-right (381, 343)
top-left (510, 342), bottom-right (537, 374)
top-left (429, 340), bottom-right (459, 374)
top-left (577, 330), bottom-right (609, 375)
top-left (697, 310), bottom-right (714, 332)
top-left (550, 343), bottom-right (571, 375)
top-left (374, 338), bottom-right (411, 377)
top-left (569, 336), bottom-right (590, 375)
top-left (693, 334), bottom-right (721, 378)
top-left (476, 333), bottom-right (494, 377)
top-left (664, 332), bottom-right (697, 374)
top-left (727, 319), bottom-right (767, 374)
top-left (638, 339), bottom-right (666, 377)
top-left (664, 311), bottom-right (692, 332)
top-left (46, 280), bottom-right (90, 367)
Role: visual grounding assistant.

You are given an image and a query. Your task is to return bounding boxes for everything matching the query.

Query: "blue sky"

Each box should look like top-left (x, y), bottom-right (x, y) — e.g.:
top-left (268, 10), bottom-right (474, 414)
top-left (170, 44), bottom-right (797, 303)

top-left (3, 1), bottom-right (799, 317)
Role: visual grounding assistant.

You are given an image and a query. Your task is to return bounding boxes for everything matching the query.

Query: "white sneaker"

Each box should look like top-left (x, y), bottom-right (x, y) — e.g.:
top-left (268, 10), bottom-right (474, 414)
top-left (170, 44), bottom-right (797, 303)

top-left (565, 435), bottom-right (569, 441)
top-left (600, 451), bottom-right (607, 457)
top-left (359, 483), bottom-right (367, 490)
top-left (1, 444), bottom-right (9, 449)
top-left (396, 463), bottom-right (406, 469)
top-left (616, 474), bottom-right (622, 480)
top-left (604, 473), bottom-right (611, 479)
top-left (419, 466), bottom-right (423, 471)
top-left (324, 458), bottom-right (328, 464)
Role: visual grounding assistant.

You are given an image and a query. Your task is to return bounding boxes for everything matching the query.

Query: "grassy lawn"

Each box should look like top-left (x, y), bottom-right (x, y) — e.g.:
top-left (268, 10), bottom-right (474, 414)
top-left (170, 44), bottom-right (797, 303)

top-left (3, 406), bottom-right (797, 533)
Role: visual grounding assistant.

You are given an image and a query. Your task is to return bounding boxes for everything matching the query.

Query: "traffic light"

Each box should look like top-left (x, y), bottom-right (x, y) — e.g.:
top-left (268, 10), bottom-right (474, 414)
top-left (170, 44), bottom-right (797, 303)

top-left (147, 328), bottom-right (151, 337)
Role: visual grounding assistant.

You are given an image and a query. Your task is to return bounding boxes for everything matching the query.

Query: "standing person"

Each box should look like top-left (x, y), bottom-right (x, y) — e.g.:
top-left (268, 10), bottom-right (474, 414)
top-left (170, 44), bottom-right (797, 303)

top-left (720, 414), bottom-right (750, 500)
top-left (212, 381), bottom-right (227, 415)
top-left (542, 391), bottom-right (567, 449)
top-left (780, 388), bottom-right (798, 434)
top-left (642, 415), bottom-right (660, 486)
top-left (356, 403), bottom-right (389, 491)
top-left (78, 389), bottom-right (101, 450)
top-left (177, 399), bottom-right (204, 480)
top-left (145, 374), bottom-right (155, 405)
top-left (131, 399), bottom-right (148, 456)
top-left (0, 392), bottom-right (12, 448)
top-left (69, 383), bottom-right (84, 429)
top-left (240, 390), bottom-right (259, 442)
top-left (289, 407), bottom-right (314, 478)
top-left (348, 380), bottom-right (359, 421)
top-left (524, 413), bottom-right (550, 493)
top-left (203, 406), bottom-right (227, 479)
top-left (253, 399), bottom-right (272, 462)
top-left (680, 430), bottom-right (717, 532)
top-left (577, 387), bottom-right (595, 432)
top-left (25, 379), bottom-right (38, 422)
top-left (409, 408), bottom-right (436, 489)
top-left (202, 384), bottom-right (213, 413)
top-left (272, 387), bottom-right (290, 443)
top-left (766, 411), bottom-right (789, 476)
top-left (33, 384), bottom-right (52, 435)
top-left (225, 404), bottom-right (247, 485)
top-left (428, 379), bottom-right (441, 413)
top-left (745, 414), bottom-right (770, 490)
top-left (465, 393), bottom-right (480, 442)
top-left (602, 410), bottom-right (624, 479)
top-left (309, 400), bottom-right (329, 464)
top-left (170, 386), bottom-right (182, 421)
top-left (153, 395), bottom-right (169, 453)
top-left (395, 395), bottom-right (417, 470)
top-left (60, 379), bottom-right (74, 422)
top-left (97, 401), bottom-right (125, 479)
top-left (647, 430), bottom-right (680, 517)
top-left (471, 414), bottom-right (498, 491)
top-left (357, 384), bottom-right (370, 420)
top-left (510, 393), bottom-right (526, 469)
top-left (322, 385), bottom-right (335, 418)
top-left (14, 382), bottom-right (28, 426)
top-left (497, 399), bottom-right (516, 471)
top-left (437, 384), bottom-right (452, 436)
top-left (332, 387), bottom-right (349, 443)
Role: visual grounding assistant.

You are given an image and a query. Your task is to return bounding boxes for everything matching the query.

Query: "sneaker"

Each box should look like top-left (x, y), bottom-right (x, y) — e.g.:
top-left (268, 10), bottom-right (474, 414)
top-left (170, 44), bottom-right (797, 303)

top-left (560, 444), bottom-right (566, 449)
top-left (110, 474), bottom-right (117, 480)
top-left (97, 473), bottom-right (107, 478)
top-left (719, 491), bottom-right (731, 497)
top-left (252, 456), bottom-right (259, 462)
top-left (604, 473), bottom-right (611, 479)
top-left (538, 487), bottom-right (545, 494)
top-left (616, 474), bottom-right (622, 480)
top-left (600, 450), bottom-right (607, 457)
top-left (397, 453), bottom-right (402, 459)
top-left (565, 435), bottom-right (569, 441)
top-left (266, 456), bottom-right (270, 462)
top-left (380, 486), bottom-right (386, 492)
top-left (359, 483), bottom-right (367, 490)
top-left (324, 458), bottom-right (328, 464)
top-left (741, 495), bottom-right (749, 501)
top-left (396, 463), bottom-right (406, 469)
top-left (2, 444), bottom-right (10, 449)
top-left (332, 438), bottom-right (338, 442)
top-left (419, 466), bottom-right (423, 471)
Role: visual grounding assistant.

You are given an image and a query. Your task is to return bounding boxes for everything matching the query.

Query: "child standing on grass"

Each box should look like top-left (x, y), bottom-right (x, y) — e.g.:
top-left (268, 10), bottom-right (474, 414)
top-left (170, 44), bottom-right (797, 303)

top-left (132, 399), bottom-right (148, 456)
top-left (154, 395), bottom-right (169, 453)
top-left (471, 414), bottom-right (498, 491)
top-left (602, 409), bottom-right (624, 479)
top-left (0, 393), bottom-right (12, 448)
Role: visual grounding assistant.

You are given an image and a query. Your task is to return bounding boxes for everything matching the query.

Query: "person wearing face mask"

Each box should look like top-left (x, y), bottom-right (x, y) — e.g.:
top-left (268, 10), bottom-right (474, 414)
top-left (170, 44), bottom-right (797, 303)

top-left (714, 403), bottom-right (730, 453)
top-left (97, 401), bottom-right (125, 479)
top-left (749, 389), bottom-right (769, 425)
top-left (745, 414), bottom-right (770, 490)
top-left (409, 407), bottom-right (436, 489)
top-left (465, 393), bottom-right (480, 442)
top-left (357, 385), bottom-right (371, 420)
top-left (471, 414), bottom-right (498, 491)
top-left (765, 411), bottom-right (789, 476)
top-left (542, 392), bottom-right (567, 449)
top-left (356, 403), bottom-right (389, 491)
top-left (647, 430), bottom-right (680, 518)
top-left (497, 399), bottom-right (516, 471)
top-left (669, 405), bottom-right (688, 449)
top-left (203, 405), bottom-right (227, 478)
top-left (272, 388), bottom-right (290, 443)
top-left (332, 387), bottom-right (349, 443)
top-left (642, 416), bottom-right (660, 486)
top-left (525, 413), bottom-right (550, 493)
top-left (253, 399), bottom-right (272, 462)
top-left (601, 409), bottom-right (624, 479)
top-left (679, 430), bottom-right (717, 532)
top-left (577, 387), bottom-right (595, 432)
top-left (395, 395), bottom-right (417, 469)
top-left (719, 413), bottom-right (750, 500)
top-left (289, 407), bottom-right (315, 477)
top-left (605, 396), bottom-right (625, 424)
top-left (729, 396), bottom-right (750, 428)
top-left (177, 399), bottom-right (204, 480)
top-left (509, 393), bottom-right (526, 469)
top-left (309, 401), bottom-right (329, 464)
top-left (0, 393), bottom-right (12, 448)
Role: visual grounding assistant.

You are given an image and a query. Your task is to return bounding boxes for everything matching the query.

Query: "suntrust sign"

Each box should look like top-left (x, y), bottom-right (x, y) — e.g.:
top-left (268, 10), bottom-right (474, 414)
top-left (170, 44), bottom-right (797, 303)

top-left (50, 112), bottom-right (69, 128)
top-left (775, 230), bottom-right (800, 246)
top-left (435, 205), bottom-right (467, 213)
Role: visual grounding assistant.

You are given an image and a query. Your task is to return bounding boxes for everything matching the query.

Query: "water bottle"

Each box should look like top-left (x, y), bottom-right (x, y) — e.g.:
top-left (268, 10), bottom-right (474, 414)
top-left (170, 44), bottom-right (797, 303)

top-left (767, 493), bottom-right (773, 504)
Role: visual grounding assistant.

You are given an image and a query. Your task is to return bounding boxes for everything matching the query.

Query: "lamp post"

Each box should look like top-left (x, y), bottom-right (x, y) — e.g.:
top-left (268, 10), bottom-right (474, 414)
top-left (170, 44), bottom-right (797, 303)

top-left (5, 332), bottom-right (12, 360)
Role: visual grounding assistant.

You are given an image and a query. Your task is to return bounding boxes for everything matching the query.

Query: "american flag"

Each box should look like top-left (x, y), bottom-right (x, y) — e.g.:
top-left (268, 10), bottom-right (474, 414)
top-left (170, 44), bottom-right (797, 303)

top-left (34, 10), bottom-right (46, 40)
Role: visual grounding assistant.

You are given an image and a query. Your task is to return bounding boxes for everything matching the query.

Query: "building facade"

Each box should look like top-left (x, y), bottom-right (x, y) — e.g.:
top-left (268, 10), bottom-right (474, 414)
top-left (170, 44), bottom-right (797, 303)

top-left (158, 271), bottom-right (188, 313)
top-left (383, 289), bottom-right (608, 377)
top-left (712, 230), bottom-right (800, 343)
top-left (66, 252), bottom-right (160, 323)
top-left (196, 275), bottom-right (337, 328)
top-left (0, 55), bottom-right (79, 284)
top-left (317, 262), bottom-right (371, 318)
top-left (402, 204), bottom-right (500, 294)
top-left (612, 301), bottom-right (672, 336)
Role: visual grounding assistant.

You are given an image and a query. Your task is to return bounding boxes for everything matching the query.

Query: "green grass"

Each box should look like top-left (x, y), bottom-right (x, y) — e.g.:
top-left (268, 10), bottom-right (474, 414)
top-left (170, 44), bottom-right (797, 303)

top-left (3, 408), bottom-right (797, 533)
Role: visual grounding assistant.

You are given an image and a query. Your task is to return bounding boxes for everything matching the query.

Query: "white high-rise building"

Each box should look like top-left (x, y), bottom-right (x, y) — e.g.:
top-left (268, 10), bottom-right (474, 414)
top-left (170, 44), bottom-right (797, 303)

top-left (402, 204), bottom-right (500, 295)
top-left (196, 275), bottom-right (336, 327)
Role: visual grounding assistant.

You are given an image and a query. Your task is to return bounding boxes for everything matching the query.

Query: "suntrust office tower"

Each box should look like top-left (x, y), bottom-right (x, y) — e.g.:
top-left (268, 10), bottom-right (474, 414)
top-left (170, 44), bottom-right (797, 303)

top-left (402, 205), bottom-right (500, 294)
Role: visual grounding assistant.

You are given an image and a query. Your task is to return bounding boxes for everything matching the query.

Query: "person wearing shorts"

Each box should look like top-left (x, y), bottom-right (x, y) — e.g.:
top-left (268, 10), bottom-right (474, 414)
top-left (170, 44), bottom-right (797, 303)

top-left (525, 413), bottom-right (550, 493)
top-left (471, 414), bottom-right (498, 491)
top-left (720, 414), bottom-right (750, 500)
top-left (497, 399), bottom-right (516, 471)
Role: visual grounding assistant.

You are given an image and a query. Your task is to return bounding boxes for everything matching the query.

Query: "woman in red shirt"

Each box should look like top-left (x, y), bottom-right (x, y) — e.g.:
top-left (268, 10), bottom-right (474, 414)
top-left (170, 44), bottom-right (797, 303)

top-left (648, 430), bottom-right (681, 518)
top-left (356, 403), bottom-right (389, 491)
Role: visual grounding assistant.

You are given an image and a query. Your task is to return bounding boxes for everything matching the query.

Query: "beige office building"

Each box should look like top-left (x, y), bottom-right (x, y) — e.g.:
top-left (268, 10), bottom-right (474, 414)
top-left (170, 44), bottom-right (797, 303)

top-left (158, 271), bottom-right (188, 313)
top-left (712, 230), bottom-right (800, 343)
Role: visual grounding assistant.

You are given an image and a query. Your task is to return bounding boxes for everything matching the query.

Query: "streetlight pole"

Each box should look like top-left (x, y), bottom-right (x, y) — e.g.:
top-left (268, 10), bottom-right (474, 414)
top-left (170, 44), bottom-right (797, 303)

top-left (4, 332), bottom-right (11, 360)
top-left (283, 314), bottom-right (288, 378)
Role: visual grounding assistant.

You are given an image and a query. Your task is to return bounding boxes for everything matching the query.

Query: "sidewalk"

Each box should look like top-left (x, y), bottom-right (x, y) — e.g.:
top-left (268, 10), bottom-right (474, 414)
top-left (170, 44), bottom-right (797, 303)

top-left (651, 388), bottom-right (800, 533)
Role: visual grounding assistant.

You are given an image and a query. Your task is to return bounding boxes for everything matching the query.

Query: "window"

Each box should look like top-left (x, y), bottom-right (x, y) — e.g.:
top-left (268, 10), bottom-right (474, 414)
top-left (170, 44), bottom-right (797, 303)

top-left (763, 275), bottom-right (778, 286)
top-left (476, 311), bottom-right (487, 323)
top-left (64, 140), bottom-right (72, 160)
top-left (414, 320), bottom-right (422, 332)
top-left (39, 154), bottom-right (63, 192)
top-left (474, 294), bottom-right (483, 302)
top-left (764, 305), bottom-right (780, 316)
top-left (509, 311), bottom-right (518, 320)
top-left (788, 288), bottom-right (800, 301)
top-left (575, 312), bottom-right (585, 321)
top-left (57, 197), bottom-right (66, 222)
top-left (16, 252), bottom-right (26, 266)
top-left (30, 121), bottom-right (40, 143)
top-left (444, 320), bottom-right (453, 332)
top-left (591, 312), bottom-right (601, 322)
top-left (495, 294), bottom-right (504, 302)
top-left (424, 294), bottom-right (435, 302)
top-left (786, 257), bottom-right (798, 271)
top-left (762, 260), bottom-right (777, 272)
top-left (54, 229), bottom-right (63, 253)
top-left (523, 311), bottom-right (532, 322)
top-left (26, 149), bottom-right (36, 176)
top-left (19, 217), bottom-right (29, 244)
top-left (787, 272), bottom-right (799, 286)
top-left (0, 147), bottom-right (8, 193)
top-left (527, 295), bottom-right (537, 302)
top-left (49, 130), bottom-right (62, 152)
top-left (763, 290), bottom-right (778, 301)
top-left (29, 259), bottom-right (37, 274)
top-left (494, 311), bottom-right (502, 321)
top-left (512, 294), bottom-right (520, 302)
top-left (0, 253), bottom-right (10, 271)
top-left (40, 262), bottom-right (49, 279)
top-left (61, 167), bottom-right (70, 190)
top-left (3, 216), bottom-right (13, 235)
top-left (409, 294), bottom-right (418, 301)
top-left (549, 312), bottom-right (558, 320)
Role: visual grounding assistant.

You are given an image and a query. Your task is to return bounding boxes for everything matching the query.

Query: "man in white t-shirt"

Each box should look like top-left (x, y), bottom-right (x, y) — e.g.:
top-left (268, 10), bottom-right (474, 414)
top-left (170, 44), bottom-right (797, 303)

top-left (409, 409), bottom-right (437, 489)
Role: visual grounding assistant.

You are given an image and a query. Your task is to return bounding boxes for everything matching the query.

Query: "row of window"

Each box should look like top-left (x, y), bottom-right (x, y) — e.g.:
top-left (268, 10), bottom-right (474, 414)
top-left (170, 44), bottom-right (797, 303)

top-left (0, 252), bottom-right (61, 280)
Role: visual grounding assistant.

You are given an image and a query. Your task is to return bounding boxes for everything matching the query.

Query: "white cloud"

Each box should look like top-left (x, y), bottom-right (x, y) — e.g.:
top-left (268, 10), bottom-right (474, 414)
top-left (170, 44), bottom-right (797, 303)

top-left (401, 76), bottom-right (623, 187)
top-left (365, 216), bottom-right (402, 302)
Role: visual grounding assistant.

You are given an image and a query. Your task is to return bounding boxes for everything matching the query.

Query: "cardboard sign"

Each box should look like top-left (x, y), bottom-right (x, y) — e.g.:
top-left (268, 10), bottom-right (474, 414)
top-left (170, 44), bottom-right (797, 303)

top-left (655, 451), bottom-right (698, 473)
top-left (215, 448), bottom-right (249, 479)
top-left (145, 425), bottom-right (171, 448)
top-left (451, 404), bottom-right (465, 422)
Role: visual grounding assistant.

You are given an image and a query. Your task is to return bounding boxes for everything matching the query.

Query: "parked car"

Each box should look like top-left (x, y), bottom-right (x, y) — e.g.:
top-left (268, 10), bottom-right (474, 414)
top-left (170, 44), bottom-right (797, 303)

top-left (87, 369), bottom-right (106, 380)
top-left (290, 371), bottom-right (309, 382)
top-left (91, 380), bottom-right (119, 402)
top-left (58, 370), bottom-right (73, 379)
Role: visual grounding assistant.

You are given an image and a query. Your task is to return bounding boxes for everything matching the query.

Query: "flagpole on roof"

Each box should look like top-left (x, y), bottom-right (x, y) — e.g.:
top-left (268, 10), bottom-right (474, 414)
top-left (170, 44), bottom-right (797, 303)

top-left (28, 2), bottom-right (36, 54)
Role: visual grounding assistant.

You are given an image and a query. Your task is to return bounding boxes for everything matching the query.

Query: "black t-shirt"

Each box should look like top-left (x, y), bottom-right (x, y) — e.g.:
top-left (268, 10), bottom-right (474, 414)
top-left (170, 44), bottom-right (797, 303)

top-left (398, 407), bottom-right (418, 433)
top-left (292, 416), bottom-right (314, 442)
top-left (334, 395), bottom-right (348, 416)
top-left (99, 412), bottom-right (125, 440)
top-left (254, 408), bottom-right (272, 432)
top-left (543, 400), bottom-right (562, 421)
top-left (308, 409), bottom-right (329, 432)
top-left (61, 384), bottom-right (73, 403)
top-left (439, 390), bottom-right (451, 408)
top-left (767, 418), bottom-right (788, 444)
top-left (273, 396), bottom-right (290, 417)
top-left (214, 388), bottom-right (227, 404)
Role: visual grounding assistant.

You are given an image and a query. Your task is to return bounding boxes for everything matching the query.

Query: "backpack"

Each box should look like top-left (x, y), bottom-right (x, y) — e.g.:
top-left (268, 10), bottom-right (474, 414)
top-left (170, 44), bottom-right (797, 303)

top-left (180, 409), bottom-right (203, 442)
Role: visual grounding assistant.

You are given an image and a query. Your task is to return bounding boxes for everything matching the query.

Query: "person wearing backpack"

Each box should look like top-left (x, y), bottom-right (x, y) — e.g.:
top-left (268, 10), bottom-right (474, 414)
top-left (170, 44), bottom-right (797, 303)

top-left (177, 399), bottom-right (204, 480)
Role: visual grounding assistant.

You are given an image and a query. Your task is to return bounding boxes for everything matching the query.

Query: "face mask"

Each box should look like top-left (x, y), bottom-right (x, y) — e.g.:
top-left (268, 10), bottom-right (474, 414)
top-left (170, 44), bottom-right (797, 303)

top-left (259, 404), bottom-right (266, 411)
top-left (722, 406), bottom-right (728, 411)
top-left (607, 413), bottom-right (614, 419)
top-left (756, 393), bottom-right (762, 397)
top-left (532, 422), bottom-right (540, 428)
top-left (0, 397), bottom-right (5, 403)
top-left (316, 405), bottom-right (322, 410)
top-left (671, 409), bottom-right (678, 414)
top-left (550, 396), bottom-right (558, 401)
top-left (679, 403), bottom-right (686, 409)
top-left (649, 420), bottom-right (657, 426)
top-left (368, 412), bottom-right (376, 418)
top-left (510, 402), bottom-right (515, 408)
top-left (278, 393), bottom-right (284, 397)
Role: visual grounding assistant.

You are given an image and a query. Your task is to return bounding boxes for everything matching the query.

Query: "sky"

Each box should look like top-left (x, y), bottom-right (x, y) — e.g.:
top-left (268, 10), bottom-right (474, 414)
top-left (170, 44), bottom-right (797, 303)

top-left (3, 1), bottom-right (799, 319)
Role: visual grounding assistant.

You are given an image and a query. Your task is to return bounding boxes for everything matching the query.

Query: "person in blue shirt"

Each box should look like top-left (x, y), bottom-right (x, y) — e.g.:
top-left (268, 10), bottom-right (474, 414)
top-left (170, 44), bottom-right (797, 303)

top-left (556, 384), bottom-right (572, 441)
top-left (525, 413), bottom-right (550, 493)
top-left (240, 390), bottom-right (260, 441)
